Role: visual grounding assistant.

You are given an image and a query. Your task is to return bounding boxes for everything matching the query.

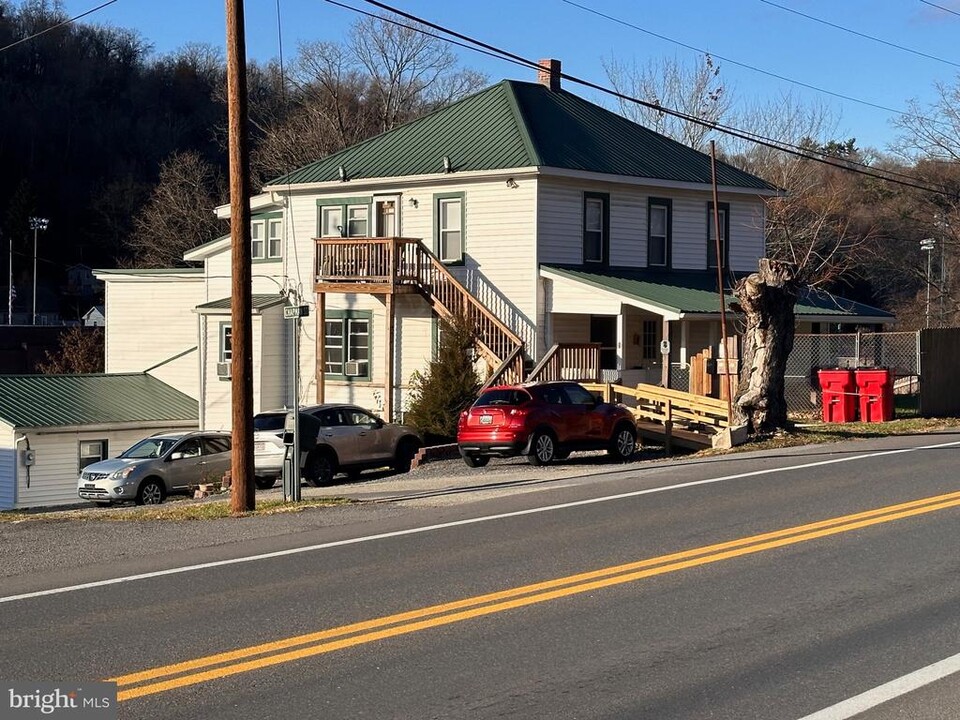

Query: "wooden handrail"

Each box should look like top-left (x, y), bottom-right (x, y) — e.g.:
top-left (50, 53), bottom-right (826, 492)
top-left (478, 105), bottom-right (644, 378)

top-left (526, 343), bottom-right (601, 383)
top-left (582, 382), bottom-right (730, 430)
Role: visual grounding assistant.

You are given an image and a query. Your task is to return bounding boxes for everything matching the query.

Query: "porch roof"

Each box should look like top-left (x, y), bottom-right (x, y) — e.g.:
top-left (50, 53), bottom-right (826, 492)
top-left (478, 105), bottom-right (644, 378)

top-left (194, 295), bottom-right (287, 315)
top-left (540, 265), bottom-right (894, 322)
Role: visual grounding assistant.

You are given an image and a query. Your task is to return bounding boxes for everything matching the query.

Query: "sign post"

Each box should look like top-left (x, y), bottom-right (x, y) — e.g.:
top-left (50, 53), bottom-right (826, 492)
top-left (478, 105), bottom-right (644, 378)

top-left (284, 304), bottom-right (309, 501)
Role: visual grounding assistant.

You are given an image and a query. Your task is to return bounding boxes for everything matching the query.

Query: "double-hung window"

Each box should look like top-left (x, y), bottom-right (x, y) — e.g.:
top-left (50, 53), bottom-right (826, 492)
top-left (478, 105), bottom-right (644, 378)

top-left (583, 192), bottom-right (608, 265)
top-left (78, 440), bottom-right (107, 472)
top-left (707, 201), bottom-right (730, 270)
top-left (318, 198), bottom-right (372, 238)
top-left (434, 193), bottom-right (464, 264)
top-left (647, 198), bottom-right (671, 268)
top-left (251, 212), bottom-right (283, 261)
top-left (324, 310), bottom-right (371, 380)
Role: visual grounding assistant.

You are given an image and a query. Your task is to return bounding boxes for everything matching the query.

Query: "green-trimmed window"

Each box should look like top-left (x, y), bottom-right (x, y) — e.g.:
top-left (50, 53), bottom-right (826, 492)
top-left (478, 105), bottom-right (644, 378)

top-left (78, 440), bottom-right (107, 472)
top-left (219, 323), bottom-right (232, 362)
top-left (252, 212), bottom-right (282, 261)
top-left (434, 193), bottom-right (464, 264)
top-left (318, 197), bottom-right (372, 238)
top-left (707, 201), bottom-right (730, 270)
top-left (648, 198), bottom-right (672, 268)
top-left (583, 192), bottom-right (609, 265)
top-left (324, 310), bottom-right (371, 380)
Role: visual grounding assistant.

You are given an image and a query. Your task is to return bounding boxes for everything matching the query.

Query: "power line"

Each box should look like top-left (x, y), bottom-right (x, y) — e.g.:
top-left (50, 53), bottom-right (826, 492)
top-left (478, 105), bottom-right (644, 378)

top-left (918, 0), bottom-right (960, 19)
top-left (759, 0), bottom-right (960, 69)
top-left (559, 0), bottom-right (952, 132)
top-left (341, 0), bottom-right (954, 198)
top-left (0, 0), bottom-right (120, 54)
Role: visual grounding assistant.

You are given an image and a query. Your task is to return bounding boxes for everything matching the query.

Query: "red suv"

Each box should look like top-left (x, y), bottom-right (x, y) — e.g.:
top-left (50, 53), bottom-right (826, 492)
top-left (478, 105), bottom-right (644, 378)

top-left (457, 381), bottom-right (638, 467)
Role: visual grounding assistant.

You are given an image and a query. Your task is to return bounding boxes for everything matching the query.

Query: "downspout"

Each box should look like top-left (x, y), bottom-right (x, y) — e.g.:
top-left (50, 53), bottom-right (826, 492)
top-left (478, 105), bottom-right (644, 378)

top-left (198, 314), bottom-right (207, 429)
top-left (14, 434), bottom-right (30, 489)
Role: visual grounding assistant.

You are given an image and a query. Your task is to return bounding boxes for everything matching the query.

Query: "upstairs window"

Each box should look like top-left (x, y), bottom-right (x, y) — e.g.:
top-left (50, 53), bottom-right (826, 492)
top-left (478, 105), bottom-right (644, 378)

top-left (707, 201), bottom-right (730, 270)
top-left (317, 198), bottom-right (373, 238)
top-left (648, 198), bottom-right (671, 268)
top-left (435, 193), bottom-right (464, 264)
top-left (583, 193), bottom-right (608, 265)
top-left (219, 324), bottom-right (232, 362)
top-left (252, 212), bottom-right (283, 261)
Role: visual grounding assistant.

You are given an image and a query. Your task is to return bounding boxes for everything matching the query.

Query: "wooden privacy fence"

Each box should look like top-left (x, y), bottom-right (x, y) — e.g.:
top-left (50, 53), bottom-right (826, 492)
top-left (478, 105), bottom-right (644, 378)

top-left (583, 382), bottom-right (731, 452)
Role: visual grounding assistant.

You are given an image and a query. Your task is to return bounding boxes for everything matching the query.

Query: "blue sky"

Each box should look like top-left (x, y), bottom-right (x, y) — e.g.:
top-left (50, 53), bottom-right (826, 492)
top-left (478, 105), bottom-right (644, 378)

top-left (59, 0), bottom-right (960, 152)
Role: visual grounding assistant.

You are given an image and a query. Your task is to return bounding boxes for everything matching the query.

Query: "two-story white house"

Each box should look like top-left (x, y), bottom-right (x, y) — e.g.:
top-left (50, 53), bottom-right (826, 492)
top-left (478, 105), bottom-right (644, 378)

top-left (100, 61), bottom-right (891, 429)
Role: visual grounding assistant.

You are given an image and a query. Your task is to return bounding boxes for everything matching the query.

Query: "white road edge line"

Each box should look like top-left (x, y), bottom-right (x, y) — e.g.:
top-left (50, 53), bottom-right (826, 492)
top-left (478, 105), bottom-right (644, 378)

top-left (3, 439), bottom-right (959, 605)
top-left (796, 651), bottom-right (960, 719)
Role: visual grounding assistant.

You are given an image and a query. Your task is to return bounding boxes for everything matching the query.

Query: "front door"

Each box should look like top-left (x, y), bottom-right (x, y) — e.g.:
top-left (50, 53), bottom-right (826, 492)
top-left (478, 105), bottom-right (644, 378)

top-left (590, 316), bottom-right (618, 371)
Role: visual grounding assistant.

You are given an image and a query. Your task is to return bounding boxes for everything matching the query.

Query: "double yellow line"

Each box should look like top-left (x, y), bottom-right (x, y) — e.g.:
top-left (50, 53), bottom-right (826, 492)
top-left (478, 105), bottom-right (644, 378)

top-left (113, 489), bottom-right (960, 701)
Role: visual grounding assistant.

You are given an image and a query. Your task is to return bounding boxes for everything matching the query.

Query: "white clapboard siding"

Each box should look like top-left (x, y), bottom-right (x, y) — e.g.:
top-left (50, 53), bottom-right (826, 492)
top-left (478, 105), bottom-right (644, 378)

top-left (258, 306), bottom-right (288, 412)
top-left (728, 200), bottom-right (766, 272)
top-left (610, 191), bottom-right (646, 268)
top-left (103, 275), bottom-right (205, 398)
top-left (14, 425), bottom-right (196, 509)
top-left (201, 314), bottom-right (271, 431)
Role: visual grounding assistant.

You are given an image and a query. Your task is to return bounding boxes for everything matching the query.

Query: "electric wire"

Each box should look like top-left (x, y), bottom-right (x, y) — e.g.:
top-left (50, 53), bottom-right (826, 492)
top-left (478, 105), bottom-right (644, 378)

top-left (344, 0), bottom-right (955, 198)
top-left (559, 0), bottom-right (953, 132)
top-left (918, 0), bottom-right (960, 19)
top-left (0, 0), bottom-right (120, 54)
top-left (758, 0), bottom-right (960, 69)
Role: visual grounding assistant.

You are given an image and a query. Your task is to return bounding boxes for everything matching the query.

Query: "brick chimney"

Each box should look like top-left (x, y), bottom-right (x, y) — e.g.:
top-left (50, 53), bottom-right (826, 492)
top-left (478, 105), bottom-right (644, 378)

top-left (537, 58), bottom-right (561, 91)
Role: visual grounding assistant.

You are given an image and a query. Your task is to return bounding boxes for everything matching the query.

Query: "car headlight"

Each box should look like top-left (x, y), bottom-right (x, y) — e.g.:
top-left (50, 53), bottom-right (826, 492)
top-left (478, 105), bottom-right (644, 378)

top-left (109, 466), bottom-right (136, 481)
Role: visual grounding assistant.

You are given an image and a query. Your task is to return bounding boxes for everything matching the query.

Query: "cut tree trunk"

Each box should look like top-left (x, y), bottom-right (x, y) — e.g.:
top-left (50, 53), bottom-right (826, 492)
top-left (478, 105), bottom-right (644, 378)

top-left (733, 258), bottom-right (800, 433)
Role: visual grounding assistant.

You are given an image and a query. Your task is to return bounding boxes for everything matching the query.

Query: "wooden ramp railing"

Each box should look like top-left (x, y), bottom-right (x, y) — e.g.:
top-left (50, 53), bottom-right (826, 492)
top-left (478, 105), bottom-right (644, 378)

top-left (315, 237), bottom-right (525, 386)
top-left (526, 343), bottom-right (601, 383)
top-left (583, 382), bottom-right (733, 452)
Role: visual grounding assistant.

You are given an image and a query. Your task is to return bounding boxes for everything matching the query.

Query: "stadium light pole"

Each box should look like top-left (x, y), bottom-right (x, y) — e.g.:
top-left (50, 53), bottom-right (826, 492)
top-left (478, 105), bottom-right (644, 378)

top-left (28, 217), bottom-right (49, 325)
top-left (921, 237), bottom-right (936, 329)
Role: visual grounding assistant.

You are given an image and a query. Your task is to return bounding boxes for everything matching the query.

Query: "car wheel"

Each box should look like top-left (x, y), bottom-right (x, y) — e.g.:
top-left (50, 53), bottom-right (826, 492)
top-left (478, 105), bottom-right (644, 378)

top-left (304, 451), bottom-right (336, 487)
top-left (392, 438), bottom-right (422, 473)
top-left (254, 475), bottom-right (277, 490)
top-left (135, 479), bottom-right (165, 505)
top-left (608, 424), bottom-right (637, 461)
top-left (462, 454), bottom-right (490, 468)
top-left (527, 431), bottom-right (557, 466)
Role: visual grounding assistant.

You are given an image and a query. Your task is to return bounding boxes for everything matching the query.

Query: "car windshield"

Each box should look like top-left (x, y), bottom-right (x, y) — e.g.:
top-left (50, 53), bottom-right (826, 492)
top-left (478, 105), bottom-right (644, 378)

top-left (120, 438), bottom-right (178, 459)
top-left (474, 389), bottom-right (531, 407)
top-left (254, 413), bottom-right (286, 432)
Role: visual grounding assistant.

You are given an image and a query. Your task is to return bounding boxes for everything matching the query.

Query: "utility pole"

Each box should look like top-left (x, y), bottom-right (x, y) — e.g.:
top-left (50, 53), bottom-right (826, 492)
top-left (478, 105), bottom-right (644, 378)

top-left (225, 0), bottom-right (255, 513)
top-left (709, 142), bottom-right (734, 424)
top-left (29, 217), bottom-right (48, 325)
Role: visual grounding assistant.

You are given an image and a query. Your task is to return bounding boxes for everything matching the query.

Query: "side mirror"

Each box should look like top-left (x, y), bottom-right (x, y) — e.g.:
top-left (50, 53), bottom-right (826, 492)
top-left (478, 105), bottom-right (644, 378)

top-left (374, 418), bottom-right (384, 429)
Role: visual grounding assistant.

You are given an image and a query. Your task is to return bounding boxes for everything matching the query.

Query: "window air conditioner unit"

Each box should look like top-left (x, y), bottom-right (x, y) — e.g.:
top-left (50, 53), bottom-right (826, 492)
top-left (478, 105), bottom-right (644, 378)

top-left (344, 360), bottom-right (364, 377)
top-left (216, 362), bottom-right (232, 378)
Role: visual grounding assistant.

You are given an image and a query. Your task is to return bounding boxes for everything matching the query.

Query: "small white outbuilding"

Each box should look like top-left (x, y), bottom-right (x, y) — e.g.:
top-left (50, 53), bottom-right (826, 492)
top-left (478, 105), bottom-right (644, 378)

top-left (0, 373), bottom-right (198, 509)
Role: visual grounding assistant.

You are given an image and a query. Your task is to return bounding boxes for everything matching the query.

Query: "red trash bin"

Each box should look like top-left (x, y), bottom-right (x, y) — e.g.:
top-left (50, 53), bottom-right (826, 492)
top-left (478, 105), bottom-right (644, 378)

top-left (818, 369), bottom-right (857, 423)
top-left (855, 368), bottom-right (894, 422)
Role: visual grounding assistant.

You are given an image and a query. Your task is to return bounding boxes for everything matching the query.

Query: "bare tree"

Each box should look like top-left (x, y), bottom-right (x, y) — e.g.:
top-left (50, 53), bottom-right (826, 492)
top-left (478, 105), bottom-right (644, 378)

top-left (38, 326), bottom-right (104, 374)
top-left (125, 151), bottom-right (226, 267)
top-left (603, 53), bottom-right (730, 151)
top-left (891, 79), bottom-right (960, 162)
top-left (254, 13), bottom-right (486, 181)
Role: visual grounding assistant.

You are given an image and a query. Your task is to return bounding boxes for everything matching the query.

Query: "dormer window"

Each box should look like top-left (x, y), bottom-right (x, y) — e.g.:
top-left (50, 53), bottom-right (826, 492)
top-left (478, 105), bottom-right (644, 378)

top-left (252, 212), bottom-right (282, 261)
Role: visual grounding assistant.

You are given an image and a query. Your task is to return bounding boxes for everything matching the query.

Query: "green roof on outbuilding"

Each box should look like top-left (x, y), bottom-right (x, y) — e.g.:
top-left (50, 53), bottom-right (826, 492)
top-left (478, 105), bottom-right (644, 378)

top-left (266, 81), bottom-right (775, 191)
top-left (0, 373), bottom-right (198, 428)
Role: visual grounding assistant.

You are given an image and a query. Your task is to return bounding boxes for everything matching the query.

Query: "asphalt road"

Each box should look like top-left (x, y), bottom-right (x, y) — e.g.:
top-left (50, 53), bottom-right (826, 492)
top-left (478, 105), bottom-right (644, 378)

top-left (3, 432), bottom-right (960, 719)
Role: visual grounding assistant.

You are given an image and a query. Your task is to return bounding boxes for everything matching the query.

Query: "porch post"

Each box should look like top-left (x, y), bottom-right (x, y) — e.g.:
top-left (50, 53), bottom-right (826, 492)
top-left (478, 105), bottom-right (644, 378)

top-left (616, 308), bottom-right (626, 372)
top-left (661, 318), bottom-right (671, 388)
top-left (679, 319), bottom-right (689, 367)
top-left (384, 293), bottom-right (394, 422)
top-left (316, 291), bottom-right (325, 404)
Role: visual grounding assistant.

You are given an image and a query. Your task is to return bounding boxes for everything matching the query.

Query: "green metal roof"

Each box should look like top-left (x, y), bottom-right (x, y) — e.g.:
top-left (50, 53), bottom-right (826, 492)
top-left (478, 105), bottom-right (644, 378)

top-left (0, 373), bottom-right (199, 428)
top-left (94, 268), bottom-right (203, 276)
top-left (542, 265), bottom-right (893, 318)
top-left (266, 81), bottom-right (774, 191)
top-left (195, 295), bottom-right (287, 312)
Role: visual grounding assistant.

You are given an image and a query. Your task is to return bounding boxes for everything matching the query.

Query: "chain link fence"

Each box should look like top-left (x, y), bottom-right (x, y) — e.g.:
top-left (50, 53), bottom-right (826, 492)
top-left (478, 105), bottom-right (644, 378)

top-left (785, 332), bottom-right (920, 418)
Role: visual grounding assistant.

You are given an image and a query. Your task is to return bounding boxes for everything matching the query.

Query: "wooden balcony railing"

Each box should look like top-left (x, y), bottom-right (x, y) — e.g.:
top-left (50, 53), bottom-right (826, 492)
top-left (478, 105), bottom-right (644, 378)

top-left (315, 236), bottom-right (525, 384)
top-left (526, 343), bottom-right (602, 383)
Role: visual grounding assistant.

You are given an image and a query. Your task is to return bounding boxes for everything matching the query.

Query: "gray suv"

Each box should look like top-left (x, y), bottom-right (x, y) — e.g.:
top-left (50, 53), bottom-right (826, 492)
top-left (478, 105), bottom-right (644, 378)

top-left (253, 404), bottom-right (421, 487)
top-left (77, 431), bottom-right (232, 506)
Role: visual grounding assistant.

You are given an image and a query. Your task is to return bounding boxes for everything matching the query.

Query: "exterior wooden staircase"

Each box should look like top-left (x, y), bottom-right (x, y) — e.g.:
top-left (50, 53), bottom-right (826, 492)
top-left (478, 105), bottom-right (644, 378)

top-left (315, 237), bottom-right (526, 392)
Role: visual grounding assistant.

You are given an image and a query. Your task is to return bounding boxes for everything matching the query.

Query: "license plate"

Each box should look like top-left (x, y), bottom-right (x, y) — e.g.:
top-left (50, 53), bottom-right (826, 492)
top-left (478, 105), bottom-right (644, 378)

top-left (254, 441), bottom-right (266, 451)
top-left (480, 415), bottom-right (492, 425)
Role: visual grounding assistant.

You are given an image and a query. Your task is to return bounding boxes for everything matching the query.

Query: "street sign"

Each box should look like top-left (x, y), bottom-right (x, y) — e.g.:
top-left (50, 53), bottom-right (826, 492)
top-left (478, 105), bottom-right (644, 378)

top-left (284, 304), bottom-right (309, 319)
